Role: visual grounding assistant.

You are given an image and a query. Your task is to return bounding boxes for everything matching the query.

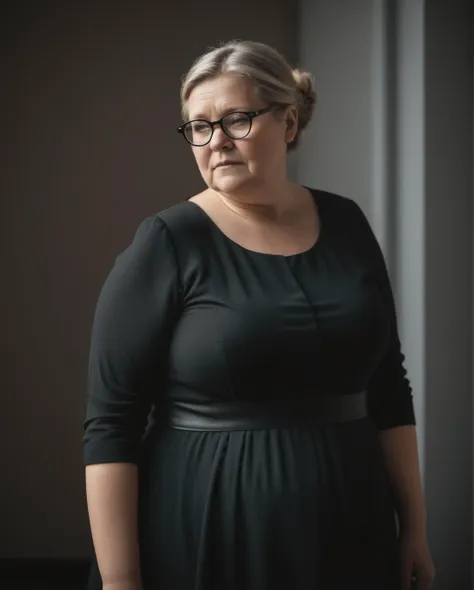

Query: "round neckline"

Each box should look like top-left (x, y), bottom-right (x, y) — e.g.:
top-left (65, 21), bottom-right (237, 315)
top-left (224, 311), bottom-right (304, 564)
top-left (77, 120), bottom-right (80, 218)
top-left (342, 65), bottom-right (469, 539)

top-left (186, 186), bottom-right (324, 259)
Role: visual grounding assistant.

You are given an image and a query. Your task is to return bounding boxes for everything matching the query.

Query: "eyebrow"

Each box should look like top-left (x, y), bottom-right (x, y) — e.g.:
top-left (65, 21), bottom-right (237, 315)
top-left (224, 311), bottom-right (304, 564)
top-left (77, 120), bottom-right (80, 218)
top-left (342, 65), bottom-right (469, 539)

top-left (188, 107), bottom-right (253, 121)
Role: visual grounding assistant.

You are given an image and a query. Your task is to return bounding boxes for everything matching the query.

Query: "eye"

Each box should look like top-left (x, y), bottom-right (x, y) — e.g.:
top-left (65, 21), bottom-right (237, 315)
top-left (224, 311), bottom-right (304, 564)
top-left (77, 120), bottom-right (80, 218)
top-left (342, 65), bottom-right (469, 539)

top-left (191, 121), bottom-right (210, 134)
top-left (226, 114), bottom-right (249, 127)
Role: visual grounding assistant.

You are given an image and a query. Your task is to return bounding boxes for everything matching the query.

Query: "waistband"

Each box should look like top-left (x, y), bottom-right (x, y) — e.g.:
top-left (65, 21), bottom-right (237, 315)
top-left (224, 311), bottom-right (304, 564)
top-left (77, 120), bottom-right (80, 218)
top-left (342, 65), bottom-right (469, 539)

top-left (166, 391), bottom-right (368, 431)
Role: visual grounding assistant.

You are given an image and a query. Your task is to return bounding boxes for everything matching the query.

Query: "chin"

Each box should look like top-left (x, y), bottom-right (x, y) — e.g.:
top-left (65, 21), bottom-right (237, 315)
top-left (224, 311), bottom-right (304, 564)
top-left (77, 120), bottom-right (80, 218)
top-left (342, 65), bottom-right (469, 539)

top-left (211, 176), bottom-right (252, 195)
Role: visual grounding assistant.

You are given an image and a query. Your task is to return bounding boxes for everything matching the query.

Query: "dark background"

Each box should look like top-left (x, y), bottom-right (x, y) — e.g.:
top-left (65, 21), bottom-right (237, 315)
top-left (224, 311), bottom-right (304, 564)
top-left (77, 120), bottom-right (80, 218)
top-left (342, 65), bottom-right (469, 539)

top-left (1, 1), bottom-right (297, 585)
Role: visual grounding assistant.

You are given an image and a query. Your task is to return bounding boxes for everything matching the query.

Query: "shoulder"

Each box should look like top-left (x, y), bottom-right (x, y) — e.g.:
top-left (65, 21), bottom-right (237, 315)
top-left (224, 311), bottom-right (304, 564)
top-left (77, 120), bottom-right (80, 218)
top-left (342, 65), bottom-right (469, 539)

top-left (113, 200), bottom-right (212, 286)
top-left (308, 187), bottom-right (381, 251)
top-left (126, 200), bottom-right (207, 253)
top-left (155, 199), bottom-right (214, 258)
top-left (308, 187), bottom-right (366, 219)
top-left (156, 200), bottom-right (206, 236)
top-left (110, 202), bottom-right (194, 270)
top-left (307, 187), bottom-right (372, 233)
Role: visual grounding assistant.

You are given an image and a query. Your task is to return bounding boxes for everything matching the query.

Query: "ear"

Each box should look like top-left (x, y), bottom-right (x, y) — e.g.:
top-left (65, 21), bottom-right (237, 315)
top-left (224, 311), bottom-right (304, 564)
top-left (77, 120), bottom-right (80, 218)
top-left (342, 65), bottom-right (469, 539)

top-left (284, 106), bottom-right (298, 144)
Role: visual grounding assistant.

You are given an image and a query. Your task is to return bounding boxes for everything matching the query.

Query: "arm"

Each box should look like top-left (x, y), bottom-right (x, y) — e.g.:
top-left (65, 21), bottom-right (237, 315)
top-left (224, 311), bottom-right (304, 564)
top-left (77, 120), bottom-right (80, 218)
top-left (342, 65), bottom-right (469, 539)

top-left (379, 427), bottom-right (435, 590)
top-left (364, 252), bottom-right (424, 531)
top-left (85, 463), bottom-right (141, 587)
top-left (378, 426), bottom-right (426, 535)
top-left (347, 201), bottom-right (422, 519)
top-left (349, 200), bottom-right (435, 586)
top-left (83, 215), bottom-right (180, 586)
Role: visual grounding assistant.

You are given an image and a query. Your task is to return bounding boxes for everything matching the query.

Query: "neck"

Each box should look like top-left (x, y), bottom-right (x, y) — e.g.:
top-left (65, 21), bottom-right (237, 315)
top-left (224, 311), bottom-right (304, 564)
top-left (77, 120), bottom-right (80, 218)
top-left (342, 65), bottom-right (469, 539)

top-left (212, 182), bottom-right (301, 223)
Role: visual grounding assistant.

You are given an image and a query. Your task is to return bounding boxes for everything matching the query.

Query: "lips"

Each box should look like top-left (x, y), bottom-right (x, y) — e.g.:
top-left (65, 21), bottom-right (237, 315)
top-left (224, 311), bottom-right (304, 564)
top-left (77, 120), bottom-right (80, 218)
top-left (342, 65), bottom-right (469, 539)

top-left (214, 161), bottom-right (241, 169)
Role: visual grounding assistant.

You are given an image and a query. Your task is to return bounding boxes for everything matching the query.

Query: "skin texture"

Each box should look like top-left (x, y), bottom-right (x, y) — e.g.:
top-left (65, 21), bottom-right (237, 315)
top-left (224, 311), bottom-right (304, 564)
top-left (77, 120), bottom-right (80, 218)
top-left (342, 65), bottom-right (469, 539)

top-left (185, 73), bottom-right (321, 257)
top-left (86, 463), bottom-right (142, 590)
top-left (186, 73), bottom-right (300, 216)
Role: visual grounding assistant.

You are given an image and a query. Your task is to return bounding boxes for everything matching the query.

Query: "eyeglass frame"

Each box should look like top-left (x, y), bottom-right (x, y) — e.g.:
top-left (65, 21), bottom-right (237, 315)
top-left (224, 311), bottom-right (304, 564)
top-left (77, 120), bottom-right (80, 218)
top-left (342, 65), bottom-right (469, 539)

top-left (176, 105), bottom-right (282, 147)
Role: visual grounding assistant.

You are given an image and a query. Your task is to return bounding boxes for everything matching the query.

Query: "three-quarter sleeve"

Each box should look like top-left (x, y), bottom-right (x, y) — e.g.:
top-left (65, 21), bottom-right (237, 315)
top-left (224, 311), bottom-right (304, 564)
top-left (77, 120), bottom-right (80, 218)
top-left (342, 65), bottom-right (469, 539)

top-left (83, 215), bottom-right (180, 465)
top-left (350, 200), bottom-right (416, 431)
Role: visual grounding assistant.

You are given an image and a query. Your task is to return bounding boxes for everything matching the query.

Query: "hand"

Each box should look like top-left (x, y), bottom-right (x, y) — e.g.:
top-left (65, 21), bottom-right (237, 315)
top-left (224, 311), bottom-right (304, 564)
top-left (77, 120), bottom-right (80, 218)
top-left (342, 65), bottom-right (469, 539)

top-left (399, 530), bottom-right (435, 590)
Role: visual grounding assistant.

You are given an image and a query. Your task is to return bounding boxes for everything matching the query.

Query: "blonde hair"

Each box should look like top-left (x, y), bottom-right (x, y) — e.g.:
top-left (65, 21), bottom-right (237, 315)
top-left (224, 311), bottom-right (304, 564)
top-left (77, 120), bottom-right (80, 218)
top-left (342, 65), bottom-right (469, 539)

top-left (180, 40), bottom-right (317, 151)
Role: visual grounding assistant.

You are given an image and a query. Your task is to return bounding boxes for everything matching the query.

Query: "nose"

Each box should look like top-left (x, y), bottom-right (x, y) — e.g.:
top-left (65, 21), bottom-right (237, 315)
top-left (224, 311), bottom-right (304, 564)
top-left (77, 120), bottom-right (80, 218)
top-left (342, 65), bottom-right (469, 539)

top-left (209, 125), bottom-right (234, 151)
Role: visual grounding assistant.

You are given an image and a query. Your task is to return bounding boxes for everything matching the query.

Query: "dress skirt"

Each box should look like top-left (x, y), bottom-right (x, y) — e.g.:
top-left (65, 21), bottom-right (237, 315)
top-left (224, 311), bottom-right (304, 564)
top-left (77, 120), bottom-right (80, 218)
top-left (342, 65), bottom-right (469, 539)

top-left (88, 416), bottom-right (400, 590)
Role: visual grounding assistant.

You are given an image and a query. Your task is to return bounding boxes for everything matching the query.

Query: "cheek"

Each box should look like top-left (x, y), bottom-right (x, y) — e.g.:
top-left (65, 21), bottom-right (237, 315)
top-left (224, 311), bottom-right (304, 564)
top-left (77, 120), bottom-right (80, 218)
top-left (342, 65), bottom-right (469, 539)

top-left (247, 133), bottom-right (283, 168)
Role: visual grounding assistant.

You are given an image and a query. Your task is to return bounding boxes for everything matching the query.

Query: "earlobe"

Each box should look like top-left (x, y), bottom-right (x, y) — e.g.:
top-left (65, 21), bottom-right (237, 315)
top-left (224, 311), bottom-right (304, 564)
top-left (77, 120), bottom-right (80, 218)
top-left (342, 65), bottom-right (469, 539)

top-left (284, 106), bottom-right (298, 141)
top-left (285, 116), bottom-right (298, 143)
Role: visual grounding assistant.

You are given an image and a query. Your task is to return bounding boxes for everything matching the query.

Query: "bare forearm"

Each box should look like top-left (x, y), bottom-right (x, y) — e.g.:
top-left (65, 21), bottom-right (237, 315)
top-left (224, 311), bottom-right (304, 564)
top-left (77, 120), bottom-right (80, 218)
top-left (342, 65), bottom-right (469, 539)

top-left (378, 425), bottom-right (427, 534)
top-left (85, 463), bottom-right (141, 586)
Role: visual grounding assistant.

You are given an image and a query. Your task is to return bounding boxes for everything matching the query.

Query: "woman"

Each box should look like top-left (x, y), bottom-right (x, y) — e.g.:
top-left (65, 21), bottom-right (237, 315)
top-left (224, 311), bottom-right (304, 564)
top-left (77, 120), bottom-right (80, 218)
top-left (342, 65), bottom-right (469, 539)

top-left (84, 40), bottom-right (435, 590)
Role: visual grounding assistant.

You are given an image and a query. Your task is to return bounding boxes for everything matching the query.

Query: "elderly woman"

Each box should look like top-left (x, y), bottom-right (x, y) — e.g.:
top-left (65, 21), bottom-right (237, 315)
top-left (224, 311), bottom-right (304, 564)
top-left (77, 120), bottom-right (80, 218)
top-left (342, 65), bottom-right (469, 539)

top-left (83, 40), bottom-right (435, 590)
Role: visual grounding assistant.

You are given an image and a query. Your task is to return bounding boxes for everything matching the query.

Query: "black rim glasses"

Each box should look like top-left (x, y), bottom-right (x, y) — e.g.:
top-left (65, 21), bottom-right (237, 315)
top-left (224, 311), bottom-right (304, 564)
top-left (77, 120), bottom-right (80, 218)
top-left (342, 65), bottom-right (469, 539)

top-left (177, 105), bottom-right (279, 147)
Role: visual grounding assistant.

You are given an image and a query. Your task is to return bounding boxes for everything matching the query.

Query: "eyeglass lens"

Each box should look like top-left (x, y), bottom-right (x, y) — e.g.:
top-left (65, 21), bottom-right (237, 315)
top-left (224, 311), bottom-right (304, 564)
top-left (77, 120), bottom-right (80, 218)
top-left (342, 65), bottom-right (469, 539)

top-left (184, 112), bottom-right (251, 145)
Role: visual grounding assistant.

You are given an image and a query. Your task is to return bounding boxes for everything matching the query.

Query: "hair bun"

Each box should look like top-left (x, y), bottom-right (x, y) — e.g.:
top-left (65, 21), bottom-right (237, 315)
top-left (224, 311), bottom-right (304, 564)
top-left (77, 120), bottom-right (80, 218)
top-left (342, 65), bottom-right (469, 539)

top-left (292, 69), bottom-right (317, 132)
top-left (292, 69), bottom-right (314, 95)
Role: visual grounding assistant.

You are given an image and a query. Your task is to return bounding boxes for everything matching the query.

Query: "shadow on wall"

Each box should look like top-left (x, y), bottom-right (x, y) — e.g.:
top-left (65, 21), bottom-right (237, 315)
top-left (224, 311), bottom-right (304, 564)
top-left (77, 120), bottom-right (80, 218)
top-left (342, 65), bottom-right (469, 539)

top-left (2, 0), bottom-right (299, 563)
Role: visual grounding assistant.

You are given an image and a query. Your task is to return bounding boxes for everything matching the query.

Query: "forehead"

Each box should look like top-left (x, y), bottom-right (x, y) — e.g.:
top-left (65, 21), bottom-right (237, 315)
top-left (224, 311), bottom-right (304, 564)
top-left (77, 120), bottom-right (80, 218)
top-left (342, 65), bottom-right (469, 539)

top-left (187, 74), bottom-right (260, 119)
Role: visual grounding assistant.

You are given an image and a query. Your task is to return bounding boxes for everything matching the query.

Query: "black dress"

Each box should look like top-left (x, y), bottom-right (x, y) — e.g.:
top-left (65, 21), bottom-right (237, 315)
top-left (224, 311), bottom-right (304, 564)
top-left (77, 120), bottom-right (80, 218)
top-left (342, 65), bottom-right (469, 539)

top-left (83, 188), bottom-right (415, 590)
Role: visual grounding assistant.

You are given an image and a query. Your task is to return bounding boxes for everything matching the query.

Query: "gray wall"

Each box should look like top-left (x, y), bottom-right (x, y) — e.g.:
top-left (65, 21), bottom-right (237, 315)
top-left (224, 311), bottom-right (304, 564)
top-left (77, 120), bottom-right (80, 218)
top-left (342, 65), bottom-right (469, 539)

top-left (297, 0), bottom-right (374, 216)
top-left (2, 2), bottom-right (297, 559)
top-left (298, 0), bottom-right (473, 588)
top-left (424, 1), bottom-right (473, 587)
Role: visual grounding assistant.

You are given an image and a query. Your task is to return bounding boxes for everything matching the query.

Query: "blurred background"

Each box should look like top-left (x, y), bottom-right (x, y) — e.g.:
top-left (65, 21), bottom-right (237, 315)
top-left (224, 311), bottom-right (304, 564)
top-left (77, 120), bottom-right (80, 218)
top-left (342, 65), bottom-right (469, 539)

top-left (1, 0), bottom-right (473, 588)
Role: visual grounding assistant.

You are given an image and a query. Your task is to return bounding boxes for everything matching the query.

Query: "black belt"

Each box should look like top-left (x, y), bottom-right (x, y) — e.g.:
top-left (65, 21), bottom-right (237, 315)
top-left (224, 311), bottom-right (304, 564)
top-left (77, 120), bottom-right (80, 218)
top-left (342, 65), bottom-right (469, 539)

top-left (166, 392), bottom-right (368, 431)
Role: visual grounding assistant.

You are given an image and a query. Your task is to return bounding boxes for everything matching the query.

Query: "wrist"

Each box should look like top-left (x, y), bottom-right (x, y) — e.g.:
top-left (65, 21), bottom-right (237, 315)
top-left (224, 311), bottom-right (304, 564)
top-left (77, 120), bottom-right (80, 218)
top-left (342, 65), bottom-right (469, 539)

top-left (397, 508), bottom-right (427, 536)
top-left (103, 582), bottom-right (141, 590)
top-left (101, 570), bottom-right (141, 588)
